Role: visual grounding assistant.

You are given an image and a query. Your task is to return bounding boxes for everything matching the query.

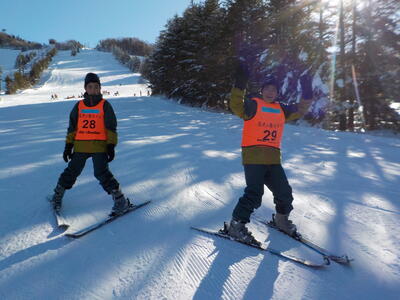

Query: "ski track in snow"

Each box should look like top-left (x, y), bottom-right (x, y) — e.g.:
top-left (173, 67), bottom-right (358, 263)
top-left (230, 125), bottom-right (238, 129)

top-left (0, 49), bottom-right (400, 300)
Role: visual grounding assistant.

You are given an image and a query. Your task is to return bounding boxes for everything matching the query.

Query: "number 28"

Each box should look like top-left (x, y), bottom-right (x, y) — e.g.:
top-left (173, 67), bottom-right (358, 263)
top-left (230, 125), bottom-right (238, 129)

top-left (83, 120), bottom-right (96, 129)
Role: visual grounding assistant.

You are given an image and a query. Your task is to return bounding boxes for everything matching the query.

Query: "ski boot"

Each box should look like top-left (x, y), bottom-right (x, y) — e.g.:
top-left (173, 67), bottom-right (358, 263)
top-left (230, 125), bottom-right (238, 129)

top-left (110, 189), bottom-right (131, 216)
top-left (51, 184), bottom-right (65, 212)
top-left (272, 213), bottom-right (298, 237)
top-left (223, 219), bottom-right (261, 247)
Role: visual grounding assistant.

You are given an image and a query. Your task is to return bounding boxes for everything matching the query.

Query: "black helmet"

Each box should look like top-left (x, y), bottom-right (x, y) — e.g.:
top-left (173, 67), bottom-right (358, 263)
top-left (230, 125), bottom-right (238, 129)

top-left (261, 76), bottom-right (280, 92)
top-left (84, 72), bottom-right (101, 88)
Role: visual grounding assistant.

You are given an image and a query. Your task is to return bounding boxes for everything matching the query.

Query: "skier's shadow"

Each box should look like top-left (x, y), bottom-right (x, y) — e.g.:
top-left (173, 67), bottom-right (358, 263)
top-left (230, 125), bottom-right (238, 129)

top-left (192, 236), bottom-right (279, 300)
top-left (0, 236), bottom-right (70, 272)
top-left (242, 227), bottom-right (321, 299)
top-left (193, 226), bottom-right (317, 300)
top-left (242, 229), bottom-right (297, 300)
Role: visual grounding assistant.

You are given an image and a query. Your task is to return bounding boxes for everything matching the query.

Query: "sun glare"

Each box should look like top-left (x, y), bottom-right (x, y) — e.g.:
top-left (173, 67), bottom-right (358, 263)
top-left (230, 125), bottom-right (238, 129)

top-left (319, 0), bottom-right (359, 7)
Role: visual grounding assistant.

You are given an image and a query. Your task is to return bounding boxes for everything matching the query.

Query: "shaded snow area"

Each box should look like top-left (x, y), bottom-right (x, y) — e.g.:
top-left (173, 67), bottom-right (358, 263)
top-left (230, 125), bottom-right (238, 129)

top-left (0, 49), bottom-right (399, 300)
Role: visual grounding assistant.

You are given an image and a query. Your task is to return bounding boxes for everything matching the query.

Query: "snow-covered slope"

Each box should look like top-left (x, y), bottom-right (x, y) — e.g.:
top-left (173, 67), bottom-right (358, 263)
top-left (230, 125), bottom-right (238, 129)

top-left (0, 48), bottom-right (20, 92)
top-left (0, 48), bottom-right (53, 94)
top-left (0, 49), bottom-right (399, 300)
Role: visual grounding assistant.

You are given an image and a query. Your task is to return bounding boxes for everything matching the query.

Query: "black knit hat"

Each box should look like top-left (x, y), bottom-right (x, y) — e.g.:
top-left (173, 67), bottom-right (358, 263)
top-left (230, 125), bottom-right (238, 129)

top-left (261, 77), bottom-right (280, 92)
top-left (84, 72), bottom-right (100, 87)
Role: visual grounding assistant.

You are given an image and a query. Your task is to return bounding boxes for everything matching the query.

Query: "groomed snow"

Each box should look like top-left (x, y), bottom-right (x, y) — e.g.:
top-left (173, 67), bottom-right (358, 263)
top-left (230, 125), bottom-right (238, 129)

top-left (0, 49), bottom-right (399, 300)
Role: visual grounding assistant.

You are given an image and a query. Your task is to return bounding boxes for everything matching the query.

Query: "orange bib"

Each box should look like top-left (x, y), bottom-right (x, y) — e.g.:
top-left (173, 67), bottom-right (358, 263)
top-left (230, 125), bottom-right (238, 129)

top-left (75, 99), bottom-right (107, 141)
top-left (241, 97), bottom-right (285, 149)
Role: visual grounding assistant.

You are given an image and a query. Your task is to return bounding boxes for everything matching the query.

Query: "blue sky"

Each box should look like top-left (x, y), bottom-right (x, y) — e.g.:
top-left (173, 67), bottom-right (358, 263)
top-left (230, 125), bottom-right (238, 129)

top-left (1, 0), bottom-right (194, 47)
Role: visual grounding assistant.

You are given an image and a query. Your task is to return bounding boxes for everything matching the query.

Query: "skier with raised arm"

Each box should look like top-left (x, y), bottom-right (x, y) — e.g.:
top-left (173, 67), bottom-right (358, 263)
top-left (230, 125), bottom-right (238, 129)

top-left (224, 62), bottom-right (314, 245)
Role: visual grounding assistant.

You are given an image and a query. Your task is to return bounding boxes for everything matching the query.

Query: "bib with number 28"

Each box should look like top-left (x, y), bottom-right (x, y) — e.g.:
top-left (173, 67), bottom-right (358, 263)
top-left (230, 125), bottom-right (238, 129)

top-left (75, 99), bottom-right (107, 141)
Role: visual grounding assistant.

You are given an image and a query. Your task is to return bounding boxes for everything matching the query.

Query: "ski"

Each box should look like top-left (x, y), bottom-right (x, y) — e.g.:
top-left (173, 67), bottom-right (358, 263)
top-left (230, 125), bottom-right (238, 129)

top-left (66, 200), bottom-right (151, 238)
top-left (191, 226), bottom-right (330, 268)
top-left (259, 218), bottom-right (353, 265)
top-left (47, 196), bottom-right (69, 228)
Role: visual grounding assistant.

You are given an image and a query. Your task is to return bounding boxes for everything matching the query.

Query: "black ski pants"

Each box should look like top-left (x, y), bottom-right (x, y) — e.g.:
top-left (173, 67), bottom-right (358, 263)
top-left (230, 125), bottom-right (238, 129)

top-left (232, 164), bottom-right (294, 223)
top-left (57, 152), bottom-right (119, 193)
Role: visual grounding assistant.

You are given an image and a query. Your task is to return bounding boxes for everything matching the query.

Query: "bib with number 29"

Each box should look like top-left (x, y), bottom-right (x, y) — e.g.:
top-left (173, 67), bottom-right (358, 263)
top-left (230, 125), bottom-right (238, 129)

top-left (241, 97), bottom-right (285, 149)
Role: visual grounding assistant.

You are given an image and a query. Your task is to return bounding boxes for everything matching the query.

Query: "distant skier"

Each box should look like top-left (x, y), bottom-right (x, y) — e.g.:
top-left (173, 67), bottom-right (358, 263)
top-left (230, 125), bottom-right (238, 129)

top-left (50, 73), bottom-right (130, 216)
top-left (225, 62), bottom-right (313, 245)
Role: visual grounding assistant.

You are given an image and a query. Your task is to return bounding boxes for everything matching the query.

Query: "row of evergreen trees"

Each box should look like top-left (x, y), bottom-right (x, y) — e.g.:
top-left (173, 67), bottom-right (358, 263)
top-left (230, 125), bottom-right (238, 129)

top-left (15, 52), bottom-right (37, 72)
top-left (49, 39), bottom-right (84, 51)
top-left (143, 0), bottom-right (400, 132)
top-left (48, 39), bottom-right (83, 56)
top-left (111, 46), bottom-right (142, 73)
top-left (96, 38), bottom-right (153, 57)
top-left (5, 48), bottom-right (57, 94)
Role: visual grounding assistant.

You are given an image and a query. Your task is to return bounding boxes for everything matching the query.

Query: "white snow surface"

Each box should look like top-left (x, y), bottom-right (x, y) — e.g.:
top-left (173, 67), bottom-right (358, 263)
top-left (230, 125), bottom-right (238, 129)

top-left (0, 49), bottom-right (399, 300)
top-left (390, 102), bottom-right (400, 116)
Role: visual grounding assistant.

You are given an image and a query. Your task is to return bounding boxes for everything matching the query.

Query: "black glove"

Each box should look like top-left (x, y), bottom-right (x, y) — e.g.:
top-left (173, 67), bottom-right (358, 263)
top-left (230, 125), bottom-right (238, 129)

top-left (107, 144), bottom-right (115, 162)
top-left (234, 60), bottom-right (250, 90)
top-left (300, 73), bottom-right (313, 100)
top-left (63, 143), bottom-right (74, 162)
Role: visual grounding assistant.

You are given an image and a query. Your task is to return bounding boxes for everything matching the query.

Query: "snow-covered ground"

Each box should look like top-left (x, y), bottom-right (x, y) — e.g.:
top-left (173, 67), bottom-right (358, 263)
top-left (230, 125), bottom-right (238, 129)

top-left (0, 49), bottom-right (399, 300)
top-left (390, 102), bottom-right (400, 116)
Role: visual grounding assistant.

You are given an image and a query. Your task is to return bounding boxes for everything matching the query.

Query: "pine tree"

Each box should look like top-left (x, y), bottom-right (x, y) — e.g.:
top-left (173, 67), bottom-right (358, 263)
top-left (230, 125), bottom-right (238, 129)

top-left (356, 0), bottom-right (400, 130)
top-left (261, 0), bottom-right (324, 107)
top-left (348, 0), bottom-right (357, 131)
top-left (146, 15), bottom-right (186, 95)
top-left (5, 75), bottom-right (13, 94)
top-left (178, 0), bottom-right (228, 107)
top-left (337, 0), bottom-right (348, 130)
top-left (128, 56), bottom-right (141, 72)
top-left (223, 0), bottom-right (269, 91)
top-left (0, 66), bottom-right (3, 93)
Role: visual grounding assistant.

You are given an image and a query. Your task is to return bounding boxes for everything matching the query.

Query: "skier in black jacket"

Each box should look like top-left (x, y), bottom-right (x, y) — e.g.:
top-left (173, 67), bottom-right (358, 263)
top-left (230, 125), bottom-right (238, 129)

top-left (50, 73), bottom-right (130, 216)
